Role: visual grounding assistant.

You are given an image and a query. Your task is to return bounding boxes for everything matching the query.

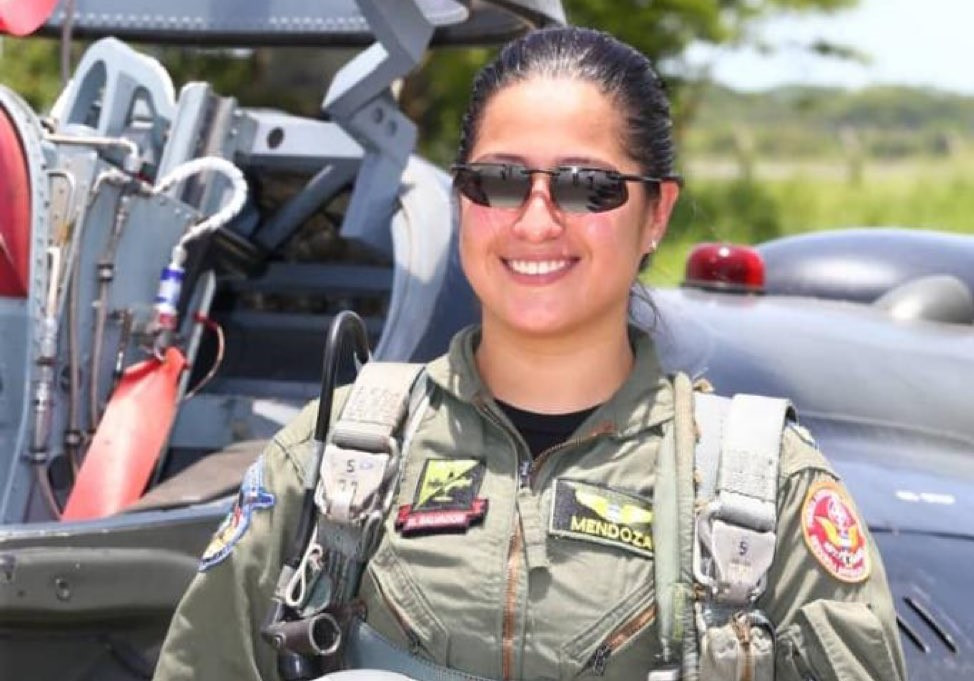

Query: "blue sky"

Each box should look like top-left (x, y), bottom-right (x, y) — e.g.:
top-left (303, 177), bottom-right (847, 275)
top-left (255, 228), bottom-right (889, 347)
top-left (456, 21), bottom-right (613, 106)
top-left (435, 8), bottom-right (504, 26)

top-left (682, 0), bottom-right (970, 94)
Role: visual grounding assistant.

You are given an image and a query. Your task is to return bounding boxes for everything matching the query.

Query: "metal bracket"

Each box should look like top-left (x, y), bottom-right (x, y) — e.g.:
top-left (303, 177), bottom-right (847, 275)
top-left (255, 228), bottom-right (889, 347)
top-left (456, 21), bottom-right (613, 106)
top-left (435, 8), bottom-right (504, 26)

top-left (50, 37), bottom-right (175, 170)
top-left (321, 0), bottom-right (435, 258)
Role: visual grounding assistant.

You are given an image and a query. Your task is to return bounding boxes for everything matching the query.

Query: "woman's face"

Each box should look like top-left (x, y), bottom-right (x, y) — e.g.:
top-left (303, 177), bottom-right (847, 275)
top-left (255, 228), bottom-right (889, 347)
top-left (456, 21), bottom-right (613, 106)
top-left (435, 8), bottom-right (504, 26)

top-left (459, 76), bottom-right (679, 340)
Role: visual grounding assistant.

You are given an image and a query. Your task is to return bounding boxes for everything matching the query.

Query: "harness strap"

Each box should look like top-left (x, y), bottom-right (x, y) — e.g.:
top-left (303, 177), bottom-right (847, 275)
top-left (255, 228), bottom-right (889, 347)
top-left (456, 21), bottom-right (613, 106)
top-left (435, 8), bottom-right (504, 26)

top-left (692, 391), bottom-right (791, 609)
top-left (330, 362), bottom-right (429, 453)
top-left (284, 363), bottom-right (427, 645)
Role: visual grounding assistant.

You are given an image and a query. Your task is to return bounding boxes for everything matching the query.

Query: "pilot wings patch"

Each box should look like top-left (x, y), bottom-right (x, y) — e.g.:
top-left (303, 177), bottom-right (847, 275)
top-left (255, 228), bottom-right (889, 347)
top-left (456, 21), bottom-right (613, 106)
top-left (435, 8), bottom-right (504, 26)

top-left (549, 479), bottom-right (653, 558)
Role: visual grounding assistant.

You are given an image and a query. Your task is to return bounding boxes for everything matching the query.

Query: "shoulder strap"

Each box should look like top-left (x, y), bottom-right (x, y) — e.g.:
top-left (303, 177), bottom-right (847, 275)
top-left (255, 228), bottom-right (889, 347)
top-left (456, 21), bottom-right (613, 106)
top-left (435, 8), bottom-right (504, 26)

top-left (329, 362), bottom-right (428, 455)
top-left (692, 388), bottom-right (792, 607)
top-left (266, 362), bottom-right (430, 660)
top-left (658, 376), bottom-right (793, 680)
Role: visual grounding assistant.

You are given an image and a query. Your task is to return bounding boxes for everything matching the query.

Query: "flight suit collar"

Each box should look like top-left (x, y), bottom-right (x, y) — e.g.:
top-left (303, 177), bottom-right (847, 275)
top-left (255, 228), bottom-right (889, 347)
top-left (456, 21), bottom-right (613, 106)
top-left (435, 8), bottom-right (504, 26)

top-left (425, 326), bottom-right (674, 438)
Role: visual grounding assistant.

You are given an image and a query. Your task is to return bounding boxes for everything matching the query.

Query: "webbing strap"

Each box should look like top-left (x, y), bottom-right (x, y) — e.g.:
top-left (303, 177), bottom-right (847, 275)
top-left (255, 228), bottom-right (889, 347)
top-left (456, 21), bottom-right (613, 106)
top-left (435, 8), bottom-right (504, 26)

top-left (715, 395), bottom-right (790, 531)
top-left (330, 362), bottom-right (427, 452)
top-left (692, 391), bottom-right (791, 609)
top-left (691, 393), bottom-right (729, 503)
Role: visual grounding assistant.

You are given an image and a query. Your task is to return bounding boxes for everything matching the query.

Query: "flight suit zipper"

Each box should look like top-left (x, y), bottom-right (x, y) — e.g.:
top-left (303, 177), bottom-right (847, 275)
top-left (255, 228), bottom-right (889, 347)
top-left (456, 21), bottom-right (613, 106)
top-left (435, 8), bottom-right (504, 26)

top-left (586, 603), bottom-right (657, 675)
top-left (503, 522), bottom-right (524, 679)
top-left (477, 402), bottom-right (615, 680)
top-left (731, 613), bottom-right (753, 681)
top-left (474, 401), bottom-right (527, 680)
top-left (528, 422), bottom-right (615, 488)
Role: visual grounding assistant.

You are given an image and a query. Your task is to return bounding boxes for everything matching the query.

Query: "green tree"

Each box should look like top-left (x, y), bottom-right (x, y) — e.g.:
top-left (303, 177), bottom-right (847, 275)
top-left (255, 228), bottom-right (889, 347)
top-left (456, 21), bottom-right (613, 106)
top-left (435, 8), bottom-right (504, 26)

top-left (405, 0), bottom-right (856, 164)
top-left (0, 37), bottom-right (62, 111)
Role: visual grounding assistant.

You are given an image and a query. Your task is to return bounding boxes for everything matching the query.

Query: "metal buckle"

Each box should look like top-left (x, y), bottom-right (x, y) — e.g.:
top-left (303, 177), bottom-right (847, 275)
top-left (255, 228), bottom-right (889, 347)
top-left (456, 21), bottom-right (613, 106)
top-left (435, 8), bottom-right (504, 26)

top-left (314, 438), bottom-right (399, 524)
top-left (694, 502), bottom-right (775, 604)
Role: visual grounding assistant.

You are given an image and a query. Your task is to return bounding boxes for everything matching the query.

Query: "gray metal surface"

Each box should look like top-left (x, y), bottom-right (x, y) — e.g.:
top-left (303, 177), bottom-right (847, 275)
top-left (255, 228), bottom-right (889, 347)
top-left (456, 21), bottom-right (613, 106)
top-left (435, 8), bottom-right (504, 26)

top-left (321, 0), bottom-right (431, 257)
top-left (40, 0), bottom-right (564, 46)
top-left (0, 85), bottom-right (52, 526)
top-left (642, 286), bottom-right (974, 540)
top-left (52, 36), bottom-right (175, 158)
top-left (874, 274), bottom-right (974, 324)
top-left (759, 228), bottom-right (974, 303)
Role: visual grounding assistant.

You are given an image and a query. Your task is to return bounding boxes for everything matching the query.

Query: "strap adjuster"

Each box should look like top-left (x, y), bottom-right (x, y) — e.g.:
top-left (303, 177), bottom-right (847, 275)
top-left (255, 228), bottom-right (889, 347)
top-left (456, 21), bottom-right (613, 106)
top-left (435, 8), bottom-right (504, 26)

top-left (693, 502), bottom-right (776, 605)
top-left (315, 439), bottom-right (399, 525)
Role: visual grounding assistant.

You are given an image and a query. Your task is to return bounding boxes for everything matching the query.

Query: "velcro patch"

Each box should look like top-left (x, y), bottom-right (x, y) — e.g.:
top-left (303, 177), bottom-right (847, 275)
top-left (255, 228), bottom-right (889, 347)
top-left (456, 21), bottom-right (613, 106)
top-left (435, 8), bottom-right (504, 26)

top-left (396, 459), bottom-right (488, 535)
top-left (549, 479), bottom-right (653, 558)
top-left (199, 457), bottom-right (275, 571)
top-left (801, 480), bottom-right (871, 583)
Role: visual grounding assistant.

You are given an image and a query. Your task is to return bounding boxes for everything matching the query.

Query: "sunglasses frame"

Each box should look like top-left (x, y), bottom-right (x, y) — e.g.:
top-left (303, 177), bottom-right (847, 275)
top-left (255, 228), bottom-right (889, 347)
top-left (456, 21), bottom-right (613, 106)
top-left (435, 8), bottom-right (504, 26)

top-left (450, 162), bottom-right (678, 214)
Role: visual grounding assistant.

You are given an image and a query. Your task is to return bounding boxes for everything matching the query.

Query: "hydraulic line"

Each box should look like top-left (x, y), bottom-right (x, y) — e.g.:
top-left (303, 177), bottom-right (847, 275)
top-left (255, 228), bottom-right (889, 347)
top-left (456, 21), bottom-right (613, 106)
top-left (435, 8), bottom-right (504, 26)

top-left (149, 157), bottom-right (247, 357)
top-left (65, 261), bottom-right (82, 472)
top-left (45, 133), bottom-right (140, 173)
top-left (29, 247), bottom-right (64, 519)
top-left (88, 193), bottom-right (131, 429)
top-left (34, 464), bottom-right (62, 520)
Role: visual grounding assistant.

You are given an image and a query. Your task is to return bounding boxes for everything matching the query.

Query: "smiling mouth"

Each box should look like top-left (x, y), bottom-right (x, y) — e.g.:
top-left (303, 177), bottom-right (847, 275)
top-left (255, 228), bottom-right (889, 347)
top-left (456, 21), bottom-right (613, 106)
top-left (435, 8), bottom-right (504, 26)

top-left (504, 258), bottom-right (576, 276)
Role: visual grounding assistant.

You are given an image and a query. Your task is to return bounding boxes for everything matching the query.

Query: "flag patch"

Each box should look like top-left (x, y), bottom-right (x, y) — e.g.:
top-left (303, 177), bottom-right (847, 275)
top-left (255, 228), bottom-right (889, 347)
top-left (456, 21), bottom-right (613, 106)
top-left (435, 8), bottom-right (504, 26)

top-left (396, 458), bottom-right (488, 535)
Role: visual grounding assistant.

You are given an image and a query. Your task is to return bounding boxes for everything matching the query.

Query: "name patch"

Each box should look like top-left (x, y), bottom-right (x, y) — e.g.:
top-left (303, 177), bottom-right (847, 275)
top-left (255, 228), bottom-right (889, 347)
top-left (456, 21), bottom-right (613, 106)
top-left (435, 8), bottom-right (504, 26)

top-left (396, 459), bottom-right (488, 535)
top-left (549, 479), bottom-right (653, 558)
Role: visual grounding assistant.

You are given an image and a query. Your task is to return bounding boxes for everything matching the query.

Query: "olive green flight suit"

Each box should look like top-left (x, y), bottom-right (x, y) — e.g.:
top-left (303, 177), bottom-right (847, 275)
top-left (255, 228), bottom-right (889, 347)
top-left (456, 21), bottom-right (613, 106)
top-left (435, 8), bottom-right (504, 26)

top-left (153, 327), bottom-right (906, 681)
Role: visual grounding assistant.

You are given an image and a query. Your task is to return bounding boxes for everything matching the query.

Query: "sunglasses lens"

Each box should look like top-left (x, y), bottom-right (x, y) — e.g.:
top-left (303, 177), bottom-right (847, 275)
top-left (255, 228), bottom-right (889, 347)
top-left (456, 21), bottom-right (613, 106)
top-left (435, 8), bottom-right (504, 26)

top-left (552, 168), bottom-right (627, 213)
top-left (454, 165), bottom-right (530, 209)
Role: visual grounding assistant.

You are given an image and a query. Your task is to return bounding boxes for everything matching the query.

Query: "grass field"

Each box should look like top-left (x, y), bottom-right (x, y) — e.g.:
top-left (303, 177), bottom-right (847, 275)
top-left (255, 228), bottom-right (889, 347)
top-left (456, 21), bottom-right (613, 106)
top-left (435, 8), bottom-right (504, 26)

top-left (644, 153), bottom-right (974, 286)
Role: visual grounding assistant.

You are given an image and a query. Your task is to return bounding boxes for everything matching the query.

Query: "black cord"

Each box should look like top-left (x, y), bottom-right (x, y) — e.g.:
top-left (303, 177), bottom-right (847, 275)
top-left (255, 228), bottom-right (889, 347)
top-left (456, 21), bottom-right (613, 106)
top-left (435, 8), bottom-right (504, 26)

top-left (285, 310), bottom-right (370, 565)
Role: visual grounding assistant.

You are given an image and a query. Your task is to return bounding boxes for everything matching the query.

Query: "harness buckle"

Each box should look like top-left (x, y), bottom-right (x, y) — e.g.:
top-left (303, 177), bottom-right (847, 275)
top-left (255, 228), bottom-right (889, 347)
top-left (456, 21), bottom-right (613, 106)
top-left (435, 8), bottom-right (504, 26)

top-left (315, 438), bottom-right (400, 527)
top-left (693, 501), bottom-right (775, 605)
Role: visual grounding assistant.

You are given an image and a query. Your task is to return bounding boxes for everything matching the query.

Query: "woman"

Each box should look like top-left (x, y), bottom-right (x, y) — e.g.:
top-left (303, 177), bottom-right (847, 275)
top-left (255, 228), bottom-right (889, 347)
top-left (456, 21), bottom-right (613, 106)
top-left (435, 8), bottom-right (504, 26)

top-left (154, 27), bottom-right (906, 681)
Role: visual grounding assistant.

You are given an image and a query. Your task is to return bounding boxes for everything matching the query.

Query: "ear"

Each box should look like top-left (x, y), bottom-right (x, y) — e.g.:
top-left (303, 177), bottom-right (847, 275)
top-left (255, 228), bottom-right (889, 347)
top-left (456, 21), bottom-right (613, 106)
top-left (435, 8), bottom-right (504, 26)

top-left (639, 180), bottom-right (680, 254)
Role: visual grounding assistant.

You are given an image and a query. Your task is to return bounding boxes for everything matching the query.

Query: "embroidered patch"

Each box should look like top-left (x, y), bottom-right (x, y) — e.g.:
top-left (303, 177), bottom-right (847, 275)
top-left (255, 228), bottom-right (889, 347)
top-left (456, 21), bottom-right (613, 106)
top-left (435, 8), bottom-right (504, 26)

top-left (801, 480), bottom-right (871, 583)
top-left (549, 479), bottom-right (653, 558)
top-left (395, 459), bottom-right (487, 535)
top-left (199, 458), bottom-right (276, 571)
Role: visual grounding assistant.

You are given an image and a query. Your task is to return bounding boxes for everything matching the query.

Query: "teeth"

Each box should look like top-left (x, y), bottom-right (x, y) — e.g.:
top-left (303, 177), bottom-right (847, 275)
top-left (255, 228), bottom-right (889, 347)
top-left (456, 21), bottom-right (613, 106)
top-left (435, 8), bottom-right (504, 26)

top-left (507, 259), bottom-right (570, 276)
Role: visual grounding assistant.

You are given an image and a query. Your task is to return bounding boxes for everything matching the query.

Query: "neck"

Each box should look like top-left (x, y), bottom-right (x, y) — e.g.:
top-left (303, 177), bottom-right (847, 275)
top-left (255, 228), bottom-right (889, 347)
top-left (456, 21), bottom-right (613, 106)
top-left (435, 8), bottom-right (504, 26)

top-left (475, 316), bottom-right (634, 414)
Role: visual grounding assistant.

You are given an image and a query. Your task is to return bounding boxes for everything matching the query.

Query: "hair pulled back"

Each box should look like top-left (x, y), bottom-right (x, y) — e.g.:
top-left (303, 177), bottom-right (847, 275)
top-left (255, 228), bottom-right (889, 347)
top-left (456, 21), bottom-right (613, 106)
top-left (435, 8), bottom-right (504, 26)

top-left (456, 26), bottom-right (676, 179)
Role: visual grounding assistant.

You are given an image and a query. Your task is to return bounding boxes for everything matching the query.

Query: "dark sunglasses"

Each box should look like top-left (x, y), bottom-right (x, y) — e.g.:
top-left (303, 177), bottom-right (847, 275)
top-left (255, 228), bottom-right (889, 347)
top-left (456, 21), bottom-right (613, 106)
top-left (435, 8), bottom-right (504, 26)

top-left (451, 162), bottom-right (675, 214)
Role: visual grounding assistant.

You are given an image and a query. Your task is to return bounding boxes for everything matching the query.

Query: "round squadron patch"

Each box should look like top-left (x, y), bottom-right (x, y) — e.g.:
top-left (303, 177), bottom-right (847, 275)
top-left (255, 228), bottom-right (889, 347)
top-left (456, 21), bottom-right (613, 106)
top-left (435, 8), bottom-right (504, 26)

top-left (199, 458), bottom-right (275, 572)
top-left (801, 480), bottom-right (870, 583)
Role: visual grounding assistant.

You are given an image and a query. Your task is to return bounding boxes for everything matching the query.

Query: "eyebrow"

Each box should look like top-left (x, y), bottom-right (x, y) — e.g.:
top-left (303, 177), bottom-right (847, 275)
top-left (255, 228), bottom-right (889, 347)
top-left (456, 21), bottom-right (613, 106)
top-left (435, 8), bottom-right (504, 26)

top-left (474, 153), bottom-right (615, 168)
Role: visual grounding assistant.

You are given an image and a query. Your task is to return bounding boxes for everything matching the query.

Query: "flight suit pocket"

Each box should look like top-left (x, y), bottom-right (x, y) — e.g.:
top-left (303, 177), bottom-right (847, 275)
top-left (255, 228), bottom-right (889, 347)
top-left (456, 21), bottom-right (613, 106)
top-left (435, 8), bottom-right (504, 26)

top-left (775, 600), bottom-right (902, 681)
top-left (559, 583), bottom-right (657, 679)
top-left (359, 541), bottom-right (450, 664)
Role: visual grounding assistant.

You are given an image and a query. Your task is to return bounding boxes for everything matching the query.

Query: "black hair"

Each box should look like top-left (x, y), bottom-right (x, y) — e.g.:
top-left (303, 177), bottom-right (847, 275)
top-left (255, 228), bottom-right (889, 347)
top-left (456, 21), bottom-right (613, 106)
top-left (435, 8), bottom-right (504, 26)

top-left (456, 26), bottom-right (677, 179)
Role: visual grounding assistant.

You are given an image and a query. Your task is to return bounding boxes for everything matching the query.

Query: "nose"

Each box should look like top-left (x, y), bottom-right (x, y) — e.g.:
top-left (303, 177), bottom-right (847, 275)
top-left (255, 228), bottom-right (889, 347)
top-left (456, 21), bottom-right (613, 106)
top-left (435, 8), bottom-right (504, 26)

top-left (511, 174), bottom-right (564, 242)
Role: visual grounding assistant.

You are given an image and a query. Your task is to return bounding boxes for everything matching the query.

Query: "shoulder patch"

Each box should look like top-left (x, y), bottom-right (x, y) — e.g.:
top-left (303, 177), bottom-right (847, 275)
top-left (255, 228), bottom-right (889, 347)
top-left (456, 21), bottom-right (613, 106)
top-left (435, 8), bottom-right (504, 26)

top-left (199, 457), bottom-right (276, 571)
top-left (801, 480), bottom-right (870, 583)
top-left (549, 479), bottom-right (653, 558)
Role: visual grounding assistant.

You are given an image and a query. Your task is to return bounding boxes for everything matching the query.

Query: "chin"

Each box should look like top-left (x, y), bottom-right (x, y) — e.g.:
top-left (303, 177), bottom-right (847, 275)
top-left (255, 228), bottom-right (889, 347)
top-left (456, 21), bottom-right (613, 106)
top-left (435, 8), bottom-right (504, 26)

top-left (499, 308), bottom-right (586, 337)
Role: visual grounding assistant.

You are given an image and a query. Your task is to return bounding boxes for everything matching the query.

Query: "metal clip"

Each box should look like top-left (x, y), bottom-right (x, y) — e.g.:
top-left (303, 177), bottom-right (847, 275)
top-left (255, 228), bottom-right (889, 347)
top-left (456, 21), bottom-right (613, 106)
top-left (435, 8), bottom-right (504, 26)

top-left (694, 502), bottom-right (775, 604)
top-left (314, 439), bottom-right (398, 524)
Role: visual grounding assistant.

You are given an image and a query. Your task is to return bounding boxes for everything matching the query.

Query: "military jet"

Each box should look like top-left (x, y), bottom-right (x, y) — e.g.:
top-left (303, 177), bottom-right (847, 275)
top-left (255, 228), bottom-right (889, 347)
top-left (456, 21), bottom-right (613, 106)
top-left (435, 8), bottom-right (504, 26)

top-left (0, 1), bottom-right (971, 679)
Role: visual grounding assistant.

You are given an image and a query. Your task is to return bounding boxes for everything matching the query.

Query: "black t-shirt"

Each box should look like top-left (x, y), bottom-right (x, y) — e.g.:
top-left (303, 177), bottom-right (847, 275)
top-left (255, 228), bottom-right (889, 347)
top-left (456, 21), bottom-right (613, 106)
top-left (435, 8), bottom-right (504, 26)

top-left (496, 399), bottom-right (598, 458)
